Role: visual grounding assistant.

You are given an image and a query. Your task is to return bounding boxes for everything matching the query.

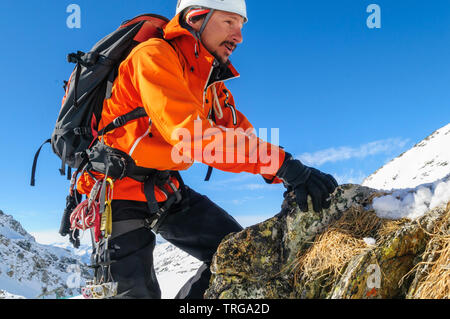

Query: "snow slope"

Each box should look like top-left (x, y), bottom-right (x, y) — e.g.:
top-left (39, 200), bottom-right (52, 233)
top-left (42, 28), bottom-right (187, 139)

top-left (362, 123), bottom-right (450, 190)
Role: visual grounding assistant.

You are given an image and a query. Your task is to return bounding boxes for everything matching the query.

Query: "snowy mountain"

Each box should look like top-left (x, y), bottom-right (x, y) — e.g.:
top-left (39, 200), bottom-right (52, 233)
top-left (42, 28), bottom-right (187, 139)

top-left (363, 123), bottom-right (450, 190)
top-left (0, 210), bottom-right (92, 299)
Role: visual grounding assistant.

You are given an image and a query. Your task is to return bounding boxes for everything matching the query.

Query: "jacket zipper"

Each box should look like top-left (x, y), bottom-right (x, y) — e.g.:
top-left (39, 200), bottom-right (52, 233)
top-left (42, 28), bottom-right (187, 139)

top-left (202, 65), bottom-right (215, 109)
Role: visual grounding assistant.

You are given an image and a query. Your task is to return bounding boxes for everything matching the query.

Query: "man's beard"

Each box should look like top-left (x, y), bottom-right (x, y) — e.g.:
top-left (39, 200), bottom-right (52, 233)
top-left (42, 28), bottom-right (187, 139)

top-left (211, 51), bottom-right (229, 65)
top-left (211, 41), bottom-right (237, 65)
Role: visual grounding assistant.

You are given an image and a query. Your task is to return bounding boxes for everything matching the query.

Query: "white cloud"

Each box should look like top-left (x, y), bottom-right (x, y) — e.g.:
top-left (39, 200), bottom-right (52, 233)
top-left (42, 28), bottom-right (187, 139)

top-left (230, 199), bottom-right (246, 205)
top-left (297, 138), bottom-right (410, 166)
top-left (332, 169), bottom-right (368, 185)
top-left (236, 183), bottom-right (270, 191)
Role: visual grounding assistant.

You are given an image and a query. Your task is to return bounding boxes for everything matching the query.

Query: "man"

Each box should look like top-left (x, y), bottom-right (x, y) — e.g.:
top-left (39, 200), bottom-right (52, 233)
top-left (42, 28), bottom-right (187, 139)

top-left (77, 0), bottom-right (338, 299)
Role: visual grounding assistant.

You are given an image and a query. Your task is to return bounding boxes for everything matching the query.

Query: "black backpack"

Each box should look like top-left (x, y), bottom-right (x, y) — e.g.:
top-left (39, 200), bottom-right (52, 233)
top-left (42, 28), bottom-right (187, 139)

top-left (30, 14), bottom-right (170, 187)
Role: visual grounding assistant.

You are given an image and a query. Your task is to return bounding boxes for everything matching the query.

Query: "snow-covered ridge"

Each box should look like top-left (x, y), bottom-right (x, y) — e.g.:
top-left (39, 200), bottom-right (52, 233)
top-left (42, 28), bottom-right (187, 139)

top-left (363, 123), bottom-right (450, 190)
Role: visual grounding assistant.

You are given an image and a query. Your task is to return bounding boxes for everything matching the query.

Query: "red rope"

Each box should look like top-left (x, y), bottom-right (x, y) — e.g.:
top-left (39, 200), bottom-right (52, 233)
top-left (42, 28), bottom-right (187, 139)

top-left (70, 198), bottom-right (99, 231)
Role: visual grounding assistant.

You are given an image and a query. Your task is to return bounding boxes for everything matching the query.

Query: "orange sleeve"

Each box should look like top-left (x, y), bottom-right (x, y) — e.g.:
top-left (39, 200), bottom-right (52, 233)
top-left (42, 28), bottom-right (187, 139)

top-left (124, 40), bottom-right (285, 176)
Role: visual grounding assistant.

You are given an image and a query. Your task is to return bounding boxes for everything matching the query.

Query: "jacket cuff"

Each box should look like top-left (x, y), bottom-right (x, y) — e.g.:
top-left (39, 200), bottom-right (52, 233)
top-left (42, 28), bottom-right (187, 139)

top-left (275, 152), bottom-right (293, 178)
top-left (262, 174), bottom-right (284, 185)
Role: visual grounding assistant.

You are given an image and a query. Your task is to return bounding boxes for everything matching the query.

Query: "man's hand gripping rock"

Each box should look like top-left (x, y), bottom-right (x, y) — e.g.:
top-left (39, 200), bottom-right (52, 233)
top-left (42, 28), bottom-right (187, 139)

top-left (276, 153), bottom-right (339, 213)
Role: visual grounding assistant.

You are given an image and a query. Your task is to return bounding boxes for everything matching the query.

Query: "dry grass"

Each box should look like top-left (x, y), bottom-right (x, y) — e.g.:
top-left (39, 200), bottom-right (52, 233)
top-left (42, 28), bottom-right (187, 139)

top-left (292, 201), bottom-right (409, 288)
top-left (294, 206), bottom-right (379, 285)
top-left (410, 202), bottom-right (450, 299)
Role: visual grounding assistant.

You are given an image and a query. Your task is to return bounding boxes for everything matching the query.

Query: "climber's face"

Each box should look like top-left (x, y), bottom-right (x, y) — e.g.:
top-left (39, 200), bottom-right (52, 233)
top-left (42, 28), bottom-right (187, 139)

top-left (189, 10), bottom-right (244, 64)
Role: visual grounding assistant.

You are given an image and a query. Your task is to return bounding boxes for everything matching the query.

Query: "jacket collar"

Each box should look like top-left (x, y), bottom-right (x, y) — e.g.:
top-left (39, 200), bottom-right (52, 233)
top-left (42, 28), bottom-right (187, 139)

top-left (163, 14), bottom-right (240, 84)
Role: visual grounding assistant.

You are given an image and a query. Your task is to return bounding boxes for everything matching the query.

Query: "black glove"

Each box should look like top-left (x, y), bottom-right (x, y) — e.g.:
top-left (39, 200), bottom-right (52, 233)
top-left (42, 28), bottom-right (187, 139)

top-left (277, 153), bottom-right (338, 213)
top-left (59, 192), bottom-right (81, 249)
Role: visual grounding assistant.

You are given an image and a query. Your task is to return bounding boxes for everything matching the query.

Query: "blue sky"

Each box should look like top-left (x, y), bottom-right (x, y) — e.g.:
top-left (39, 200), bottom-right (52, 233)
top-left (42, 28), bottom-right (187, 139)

top-left (0, 1), bottom-right (449, 244)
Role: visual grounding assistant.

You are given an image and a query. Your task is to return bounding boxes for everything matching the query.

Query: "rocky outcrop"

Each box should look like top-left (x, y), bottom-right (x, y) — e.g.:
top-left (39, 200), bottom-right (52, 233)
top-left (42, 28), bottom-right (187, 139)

top-left (205, 185), bottom-right (449, 299)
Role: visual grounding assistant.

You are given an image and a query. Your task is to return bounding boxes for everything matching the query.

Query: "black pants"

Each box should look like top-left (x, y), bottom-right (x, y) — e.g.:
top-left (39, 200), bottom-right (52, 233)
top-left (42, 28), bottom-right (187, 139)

top-left (101, 185), bottom-right (243, 299)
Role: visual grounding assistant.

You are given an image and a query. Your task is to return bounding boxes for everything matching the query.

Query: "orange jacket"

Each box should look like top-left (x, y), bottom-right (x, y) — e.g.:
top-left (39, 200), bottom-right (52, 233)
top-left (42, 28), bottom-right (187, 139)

top-left (77, 14), bottom-right (285, 202)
